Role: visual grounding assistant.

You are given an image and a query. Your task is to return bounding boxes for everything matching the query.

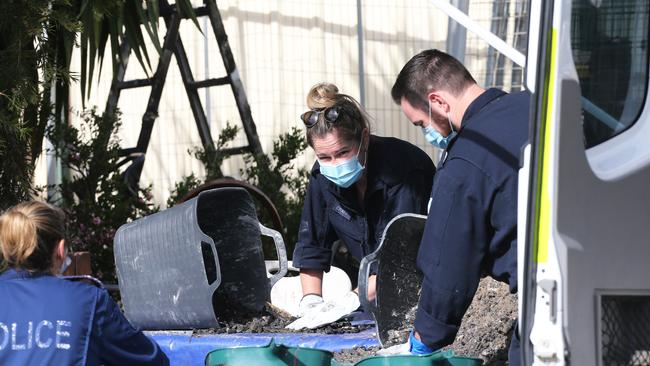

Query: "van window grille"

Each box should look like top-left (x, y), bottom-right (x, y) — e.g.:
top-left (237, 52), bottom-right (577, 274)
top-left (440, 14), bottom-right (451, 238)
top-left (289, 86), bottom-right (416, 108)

top-left (571, 0), bottom-right (650, 148)
top-left (601, 295), bottom-right (650, 366)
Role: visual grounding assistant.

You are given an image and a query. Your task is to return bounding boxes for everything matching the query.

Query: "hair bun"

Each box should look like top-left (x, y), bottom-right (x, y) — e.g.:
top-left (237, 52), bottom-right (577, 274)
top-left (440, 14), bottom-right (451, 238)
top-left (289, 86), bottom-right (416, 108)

top-left (306, 82), bottom-right (340, 109)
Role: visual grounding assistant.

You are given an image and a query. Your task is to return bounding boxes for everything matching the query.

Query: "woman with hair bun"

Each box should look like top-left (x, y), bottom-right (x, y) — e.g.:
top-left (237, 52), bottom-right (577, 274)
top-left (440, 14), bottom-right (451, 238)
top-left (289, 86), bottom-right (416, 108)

top-left (0, 201), bottom-right (168, 365)
top-left (292, 82), bottom-right (435, 317)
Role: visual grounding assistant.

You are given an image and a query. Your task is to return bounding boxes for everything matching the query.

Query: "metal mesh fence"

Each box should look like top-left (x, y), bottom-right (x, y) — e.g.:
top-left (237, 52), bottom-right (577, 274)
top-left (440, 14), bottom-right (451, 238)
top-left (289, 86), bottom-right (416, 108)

top-left (601, 295), bottom-right (650, 366)
top-left (465, 0), bottom-right (529, 92)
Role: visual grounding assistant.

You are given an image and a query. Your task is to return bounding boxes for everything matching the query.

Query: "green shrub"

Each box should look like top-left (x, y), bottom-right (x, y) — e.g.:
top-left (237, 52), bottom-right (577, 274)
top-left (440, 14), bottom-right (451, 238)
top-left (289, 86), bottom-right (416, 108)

top-left (47, 109), bottom-right (157, 282)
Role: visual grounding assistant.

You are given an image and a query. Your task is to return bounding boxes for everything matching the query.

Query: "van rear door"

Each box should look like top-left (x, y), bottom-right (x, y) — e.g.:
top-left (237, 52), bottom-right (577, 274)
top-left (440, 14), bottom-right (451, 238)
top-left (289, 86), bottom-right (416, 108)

top-left (521, 1), bottom-right (650, 365)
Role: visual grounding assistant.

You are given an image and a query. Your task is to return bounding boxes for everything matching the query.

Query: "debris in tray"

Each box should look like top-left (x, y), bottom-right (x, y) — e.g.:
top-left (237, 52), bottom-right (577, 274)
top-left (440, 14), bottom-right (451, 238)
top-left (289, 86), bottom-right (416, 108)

top-left (333, 346), bottom-right (381, 364)
top-left (192, 302), bottom-right (373, 336)
top-left (265, 301), bottom-right (295, 321)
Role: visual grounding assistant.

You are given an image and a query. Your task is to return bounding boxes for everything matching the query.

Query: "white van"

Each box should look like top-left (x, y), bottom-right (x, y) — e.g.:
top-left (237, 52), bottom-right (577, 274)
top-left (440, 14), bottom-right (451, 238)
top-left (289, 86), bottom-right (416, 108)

top-left (517, 1), bottom-right (650, 365)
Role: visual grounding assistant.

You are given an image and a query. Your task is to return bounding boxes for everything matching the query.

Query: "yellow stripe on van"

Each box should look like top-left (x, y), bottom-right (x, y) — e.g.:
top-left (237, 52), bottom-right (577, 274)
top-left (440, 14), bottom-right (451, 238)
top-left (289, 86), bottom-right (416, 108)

top-left (534, 29), bottom-right (557, 264)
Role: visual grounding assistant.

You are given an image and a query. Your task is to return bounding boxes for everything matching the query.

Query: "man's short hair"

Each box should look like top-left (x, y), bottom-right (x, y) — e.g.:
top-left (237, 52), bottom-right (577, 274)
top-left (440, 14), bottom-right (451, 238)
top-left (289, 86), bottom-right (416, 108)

top-left (391, 49), bottom-right (476, 111)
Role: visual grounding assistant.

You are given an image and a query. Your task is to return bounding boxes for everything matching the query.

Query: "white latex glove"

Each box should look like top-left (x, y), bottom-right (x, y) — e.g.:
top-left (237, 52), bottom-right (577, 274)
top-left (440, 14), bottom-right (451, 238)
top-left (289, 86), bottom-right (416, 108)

top-left (376, 342), bottom-right (410, 356)
top-left (298, 294), bottom-right (324, 316)
top-left (286, 291), bottom-right (360, 330)
top-left (268, 263), bottom-right (352, 317)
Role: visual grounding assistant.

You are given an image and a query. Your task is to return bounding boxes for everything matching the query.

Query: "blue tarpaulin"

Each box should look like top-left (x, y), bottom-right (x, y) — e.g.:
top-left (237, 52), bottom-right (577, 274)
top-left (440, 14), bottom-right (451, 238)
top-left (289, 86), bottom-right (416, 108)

top-left (148, 329), bottom-right (380, 366)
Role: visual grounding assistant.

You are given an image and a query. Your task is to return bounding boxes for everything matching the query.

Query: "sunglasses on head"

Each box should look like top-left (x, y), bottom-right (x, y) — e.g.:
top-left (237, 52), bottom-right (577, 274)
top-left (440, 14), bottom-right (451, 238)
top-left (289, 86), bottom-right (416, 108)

top-left (300, 105), bottom-right (356, 128)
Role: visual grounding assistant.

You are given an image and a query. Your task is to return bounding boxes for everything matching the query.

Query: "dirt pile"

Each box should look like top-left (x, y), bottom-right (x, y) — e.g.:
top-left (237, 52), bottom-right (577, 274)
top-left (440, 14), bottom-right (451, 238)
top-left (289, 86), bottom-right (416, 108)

top-left (448, 277), bottom-right (518, 365)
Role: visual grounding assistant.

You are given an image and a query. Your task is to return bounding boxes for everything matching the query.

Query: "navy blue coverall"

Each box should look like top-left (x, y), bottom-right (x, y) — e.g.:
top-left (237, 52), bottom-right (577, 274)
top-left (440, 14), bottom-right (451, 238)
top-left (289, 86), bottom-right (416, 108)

top-left (293, 135), bottom-right (435, 272)
top-left (414, 88), bottom-right (530, 363)
top-left (0, 269), bottom-right (168, 366)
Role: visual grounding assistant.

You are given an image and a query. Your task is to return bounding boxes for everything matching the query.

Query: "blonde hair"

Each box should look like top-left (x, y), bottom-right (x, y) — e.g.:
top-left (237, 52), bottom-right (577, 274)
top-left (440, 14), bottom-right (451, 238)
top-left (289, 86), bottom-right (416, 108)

top-left (0, 201), bottom-right (66, 272)
top-left (304, 82), bottom-right (371, 146)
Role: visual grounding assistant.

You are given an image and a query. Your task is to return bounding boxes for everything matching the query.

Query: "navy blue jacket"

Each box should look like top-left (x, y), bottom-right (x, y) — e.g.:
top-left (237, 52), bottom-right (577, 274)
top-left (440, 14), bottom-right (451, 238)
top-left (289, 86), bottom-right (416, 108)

top-left (293, 135), bottom-right (435, 271)
top-left (0, 269), bottom-right (168, 366)
top-left (415, 88), bottom-right (530, 349)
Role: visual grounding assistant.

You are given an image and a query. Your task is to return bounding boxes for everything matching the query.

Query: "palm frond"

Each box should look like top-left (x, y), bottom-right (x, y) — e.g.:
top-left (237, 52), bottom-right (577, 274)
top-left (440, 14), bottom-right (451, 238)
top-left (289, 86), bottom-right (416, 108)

top-left (77, 0), bottom-right (199, 103)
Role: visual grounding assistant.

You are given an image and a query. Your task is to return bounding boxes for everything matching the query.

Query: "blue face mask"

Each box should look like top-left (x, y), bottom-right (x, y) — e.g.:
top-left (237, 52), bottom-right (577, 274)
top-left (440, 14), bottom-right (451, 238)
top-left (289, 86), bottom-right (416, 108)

top-left (421, 102), bottom-right (457, 149)
top-left (318, 137), bottom-right (366, 188)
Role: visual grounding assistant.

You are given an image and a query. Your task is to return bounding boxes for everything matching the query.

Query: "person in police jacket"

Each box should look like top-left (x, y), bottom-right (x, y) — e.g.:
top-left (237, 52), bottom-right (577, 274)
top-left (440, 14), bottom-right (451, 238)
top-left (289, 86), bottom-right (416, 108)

top-left (0, 201), bottom-right (168, 365)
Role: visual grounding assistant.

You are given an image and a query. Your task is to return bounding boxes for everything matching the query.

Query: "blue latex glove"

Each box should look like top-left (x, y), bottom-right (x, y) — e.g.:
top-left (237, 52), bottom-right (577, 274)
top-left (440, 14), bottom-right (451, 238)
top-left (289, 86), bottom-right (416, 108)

top-left (409, 331), bottom-right (434, 355)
